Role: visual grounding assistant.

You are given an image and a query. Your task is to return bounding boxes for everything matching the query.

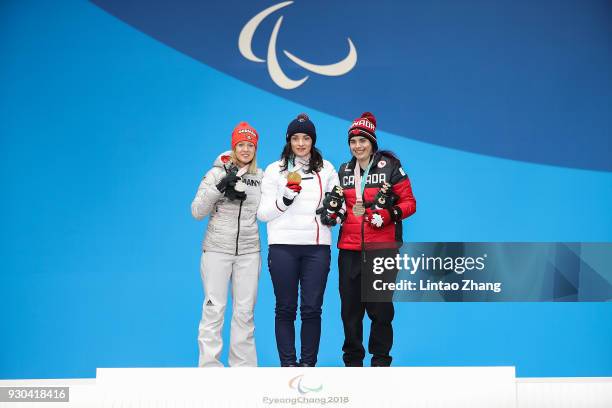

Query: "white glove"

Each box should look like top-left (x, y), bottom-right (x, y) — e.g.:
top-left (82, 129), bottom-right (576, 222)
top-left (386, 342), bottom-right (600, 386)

top-left (282, 186), bottom-right (299, 206)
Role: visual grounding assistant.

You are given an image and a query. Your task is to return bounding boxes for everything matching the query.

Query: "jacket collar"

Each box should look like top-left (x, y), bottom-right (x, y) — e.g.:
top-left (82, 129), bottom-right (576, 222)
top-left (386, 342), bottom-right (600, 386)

top-left (347, 151), bottom-right (382, 171)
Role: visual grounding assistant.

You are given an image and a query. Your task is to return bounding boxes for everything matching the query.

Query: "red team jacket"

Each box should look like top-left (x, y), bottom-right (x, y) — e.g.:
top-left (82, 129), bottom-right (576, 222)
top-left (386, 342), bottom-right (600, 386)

top-left (338, 152), bottom-right (416, 251)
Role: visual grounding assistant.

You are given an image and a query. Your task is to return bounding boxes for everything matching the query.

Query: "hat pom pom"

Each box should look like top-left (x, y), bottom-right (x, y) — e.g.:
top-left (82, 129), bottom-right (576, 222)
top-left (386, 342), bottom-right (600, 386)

top-left (297, 113), bottom-right (309, 121)
top-left (361, 112), bottom-right (376, 126)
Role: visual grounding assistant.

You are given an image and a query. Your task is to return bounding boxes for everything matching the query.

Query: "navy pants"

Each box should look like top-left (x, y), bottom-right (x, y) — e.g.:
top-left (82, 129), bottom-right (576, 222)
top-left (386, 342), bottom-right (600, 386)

top-left (268, 244), bottom-right (331, 366)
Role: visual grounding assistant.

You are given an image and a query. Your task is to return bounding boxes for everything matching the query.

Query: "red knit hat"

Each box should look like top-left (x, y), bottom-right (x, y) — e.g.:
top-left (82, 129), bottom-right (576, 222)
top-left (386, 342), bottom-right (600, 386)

top-left (348, 112), bottom-right (377, 147)
top-left (231, 122), bottom-right (258, 150)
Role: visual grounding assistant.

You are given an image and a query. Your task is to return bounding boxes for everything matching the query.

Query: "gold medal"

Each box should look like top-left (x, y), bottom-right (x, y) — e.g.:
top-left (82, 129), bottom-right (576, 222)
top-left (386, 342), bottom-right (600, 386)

top-left (287, 171), bottom-right (302, 184)
top-left (353, 201), bottom-right (365, 217)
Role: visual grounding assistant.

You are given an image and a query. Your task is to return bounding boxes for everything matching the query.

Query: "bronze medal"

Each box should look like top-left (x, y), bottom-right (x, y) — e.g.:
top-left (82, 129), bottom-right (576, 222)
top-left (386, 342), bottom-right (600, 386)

top-left (353, 201), bottom-right (365, 217)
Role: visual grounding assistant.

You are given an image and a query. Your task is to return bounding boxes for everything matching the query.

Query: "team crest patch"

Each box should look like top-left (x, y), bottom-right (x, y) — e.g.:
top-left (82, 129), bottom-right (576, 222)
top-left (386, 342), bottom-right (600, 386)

top-left (220, 154), bottom-right (231, 163)
top-left (377, 160), bottom-right (387, 168)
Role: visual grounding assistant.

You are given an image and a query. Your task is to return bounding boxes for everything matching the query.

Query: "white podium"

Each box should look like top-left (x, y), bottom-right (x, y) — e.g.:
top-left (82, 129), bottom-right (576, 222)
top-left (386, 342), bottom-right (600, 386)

top-left (2, 368), bottom-right (612, 407)
top-left (96, 366), bottom-right (517, 407)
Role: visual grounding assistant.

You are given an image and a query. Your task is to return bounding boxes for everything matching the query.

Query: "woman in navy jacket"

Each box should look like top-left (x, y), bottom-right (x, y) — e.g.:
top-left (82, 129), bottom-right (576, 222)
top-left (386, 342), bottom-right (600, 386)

top-left (258, 114), bottom-right (339, 367)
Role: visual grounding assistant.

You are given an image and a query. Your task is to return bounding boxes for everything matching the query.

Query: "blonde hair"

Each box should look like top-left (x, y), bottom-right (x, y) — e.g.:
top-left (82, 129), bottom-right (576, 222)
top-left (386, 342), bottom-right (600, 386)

top-left (231, 150), bottom-right (258, 174)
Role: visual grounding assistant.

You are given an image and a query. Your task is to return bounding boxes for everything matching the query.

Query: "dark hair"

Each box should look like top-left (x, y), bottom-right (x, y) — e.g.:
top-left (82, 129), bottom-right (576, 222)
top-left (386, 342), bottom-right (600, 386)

top-left (279, 142), bottom-right (324, 173)
top-left (377, 149), bottom-right (399, 161)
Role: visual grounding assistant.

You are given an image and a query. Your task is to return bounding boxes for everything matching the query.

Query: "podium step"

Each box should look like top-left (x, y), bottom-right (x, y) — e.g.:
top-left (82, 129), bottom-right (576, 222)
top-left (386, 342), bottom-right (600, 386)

top-left (2, 368), bottom-right (611, 407)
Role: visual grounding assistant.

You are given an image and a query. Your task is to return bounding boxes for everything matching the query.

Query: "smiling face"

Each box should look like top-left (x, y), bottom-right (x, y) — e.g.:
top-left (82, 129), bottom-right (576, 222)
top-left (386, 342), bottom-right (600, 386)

top-left (234, 141), bottom-right (256, 166)
top-left (290, 133), bottom-right (313, 158)
top-left (349, 135), bottom-right (373, 162)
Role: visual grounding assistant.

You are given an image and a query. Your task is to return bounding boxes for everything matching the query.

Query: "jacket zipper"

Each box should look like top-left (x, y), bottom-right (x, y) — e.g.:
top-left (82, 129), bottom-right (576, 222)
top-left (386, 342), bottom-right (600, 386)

top-left (235, 200), bottom-right (243, 256)
top-left (361, 214), bottom-right (366, 263)
top-left (358, 164), bottom-right (366, 263)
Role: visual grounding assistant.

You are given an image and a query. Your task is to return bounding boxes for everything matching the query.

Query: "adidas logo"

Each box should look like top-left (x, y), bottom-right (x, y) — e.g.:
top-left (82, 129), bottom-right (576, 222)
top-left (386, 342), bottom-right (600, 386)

top-left (206, 299), bottom-right (214, 306)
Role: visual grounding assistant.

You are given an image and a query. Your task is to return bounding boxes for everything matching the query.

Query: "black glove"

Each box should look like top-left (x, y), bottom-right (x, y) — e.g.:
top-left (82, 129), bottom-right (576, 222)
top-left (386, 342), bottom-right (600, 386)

top-left (319, 212), bottom-right (339, 226)
top-left (216, 174), bottom-right (240, 193)
top-left (317, 186), bottom-right (345, 226)
top-left (372, 182), bottom-right (398, 210)
top-left (225, 187), bottom-right (247, 202)
top-left (321, 186), bottom-right (345, 212)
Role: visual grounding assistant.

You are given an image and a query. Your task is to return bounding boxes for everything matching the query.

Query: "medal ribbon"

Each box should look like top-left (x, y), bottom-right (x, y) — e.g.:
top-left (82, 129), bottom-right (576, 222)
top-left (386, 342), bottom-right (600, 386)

top-left (232, 163), bottom-right (249, 193)
top-left (225, 161), bottom-right (249, 177)
top-left (287, 155), bottom-right (308, 174)
top-left (236, 165), bottom-right (248, 177)
top-left (354, 157), bottom-right (373, 204)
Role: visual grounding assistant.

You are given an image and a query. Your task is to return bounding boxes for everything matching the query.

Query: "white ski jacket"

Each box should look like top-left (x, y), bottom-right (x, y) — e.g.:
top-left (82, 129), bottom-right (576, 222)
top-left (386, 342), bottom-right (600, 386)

top-left (257, 159), bottom-right (339, 245)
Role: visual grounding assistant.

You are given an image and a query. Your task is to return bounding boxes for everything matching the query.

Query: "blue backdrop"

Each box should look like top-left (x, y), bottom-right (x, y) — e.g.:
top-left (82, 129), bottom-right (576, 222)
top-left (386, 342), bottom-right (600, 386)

top-left (1, 0), bottom-right (611, 379)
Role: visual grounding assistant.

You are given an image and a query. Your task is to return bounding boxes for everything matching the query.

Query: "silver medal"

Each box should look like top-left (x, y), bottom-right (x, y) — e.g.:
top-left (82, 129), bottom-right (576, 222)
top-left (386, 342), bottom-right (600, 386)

top-left (234, 180), bottom-right (246, 192)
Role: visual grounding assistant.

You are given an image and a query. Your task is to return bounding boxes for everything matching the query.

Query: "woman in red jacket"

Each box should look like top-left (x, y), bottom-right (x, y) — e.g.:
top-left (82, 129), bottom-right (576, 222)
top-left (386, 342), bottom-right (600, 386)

top-left (337, 112), bottom-right (417, 367)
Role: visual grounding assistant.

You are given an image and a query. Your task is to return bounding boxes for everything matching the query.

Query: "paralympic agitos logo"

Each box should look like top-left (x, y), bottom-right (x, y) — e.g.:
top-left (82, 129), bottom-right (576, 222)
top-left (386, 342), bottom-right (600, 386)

top-left (288, 375), bottom-right (323, 394)
top-left (238, 1), bottom-right (357, 89)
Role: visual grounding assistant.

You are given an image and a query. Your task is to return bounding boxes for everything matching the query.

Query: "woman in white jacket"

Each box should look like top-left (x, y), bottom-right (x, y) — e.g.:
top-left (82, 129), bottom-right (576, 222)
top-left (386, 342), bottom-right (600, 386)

top-left (191, 122), bottom-right (263, 367)
top-left (258, 113), bottom-right (339, 367)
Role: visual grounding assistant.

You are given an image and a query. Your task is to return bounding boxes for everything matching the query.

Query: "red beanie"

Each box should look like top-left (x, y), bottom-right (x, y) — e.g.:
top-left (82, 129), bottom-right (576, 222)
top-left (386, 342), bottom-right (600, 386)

top-left (348, 112), bottom-right (377, 146)
top-left (231, 122), bottom-right (259, 150)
